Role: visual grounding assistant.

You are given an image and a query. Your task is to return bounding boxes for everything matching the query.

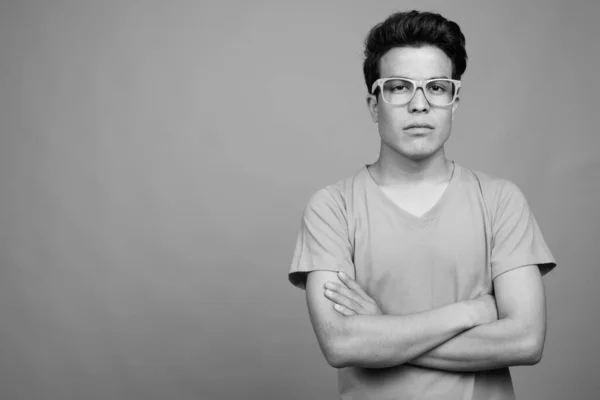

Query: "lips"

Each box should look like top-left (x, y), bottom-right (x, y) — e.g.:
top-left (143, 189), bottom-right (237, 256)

top-left (404, 123), bottom-right (435, 130)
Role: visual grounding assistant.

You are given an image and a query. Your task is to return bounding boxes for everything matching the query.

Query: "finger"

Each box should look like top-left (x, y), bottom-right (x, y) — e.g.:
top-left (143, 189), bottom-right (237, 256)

top-left (324, 288), bottom-right (363, 314)
top-left (337, 271), bottom-right (373, 303)
top-left (333, 303), bottom-right (356, 317)
top-left (325, 283), bottom-right (366, 311)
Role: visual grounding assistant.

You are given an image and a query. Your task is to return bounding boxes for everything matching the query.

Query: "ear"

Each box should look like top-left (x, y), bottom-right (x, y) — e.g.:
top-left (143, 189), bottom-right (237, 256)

top-left (366, 94), bottom-right (379, 123)
top-left (451, 96), bottom-right (460, 120)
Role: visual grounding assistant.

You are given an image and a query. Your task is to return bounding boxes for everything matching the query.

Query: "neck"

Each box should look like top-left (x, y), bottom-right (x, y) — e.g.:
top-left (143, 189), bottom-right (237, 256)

top-left (369, 145), bottom-right (452, 186)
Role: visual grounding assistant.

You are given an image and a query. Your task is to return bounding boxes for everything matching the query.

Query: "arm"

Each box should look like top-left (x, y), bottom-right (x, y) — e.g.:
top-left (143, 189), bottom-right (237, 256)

top-left (407, 180), bottom-right (555, 371)
top-left (306, 270), bottom-right (496, 369)
top-left (408, 265), bottom-right (547, 371)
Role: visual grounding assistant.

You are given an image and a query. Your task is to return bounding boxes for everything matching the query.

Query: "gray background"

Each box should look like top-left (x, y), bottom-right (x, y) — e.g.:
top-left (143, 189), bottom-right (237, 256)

top-left (0, 0), bottom-right (598, 399)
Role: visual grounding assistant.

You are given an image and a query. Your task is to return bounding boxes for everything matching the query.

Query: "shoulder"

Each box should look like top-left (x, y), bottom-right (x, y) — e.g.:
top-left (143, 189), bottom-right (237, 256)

top-left (304, 167), bottom-right (366, 216)
top-left (459, 165), bottom-right (527, 206)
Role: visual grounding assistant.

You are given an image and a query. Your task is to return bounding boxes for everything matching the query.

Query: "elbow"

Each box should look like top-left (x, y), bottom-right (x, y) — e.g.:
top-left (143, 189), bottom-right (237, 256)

top-left (520, 335), bottom-right (545, 365)
top-left (321, 334), bottom-right (361, 369)
top-left (324, 351), bottom-right (347, 369)
top-left (319, 316), bottom-right (364, 369)
top-left (322, 336), bottom-right (355, 369)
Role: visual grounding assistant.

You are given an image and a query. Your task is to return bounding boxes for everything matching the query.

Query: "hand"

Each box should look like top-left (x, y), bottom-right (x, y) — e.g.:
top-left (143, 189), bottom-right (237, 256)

top-left (323, 271), bottom-right (383, 317)
top-left (468, 294), bottom-right (498, 326)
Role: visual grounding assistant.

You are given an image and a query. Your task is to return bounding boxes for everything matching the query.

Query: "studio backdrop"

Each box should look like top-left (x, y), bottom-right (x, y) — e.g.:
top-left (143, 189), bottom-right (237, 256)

top-left (0, 1), bottom-right (598, 399)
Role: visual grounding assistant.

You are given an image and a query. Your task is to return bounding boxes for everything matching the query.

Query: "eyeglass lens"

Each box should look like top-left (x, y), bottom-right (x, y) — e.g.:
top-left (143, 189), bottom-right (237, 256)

top-left (381, 79), bottom-right (457, 106)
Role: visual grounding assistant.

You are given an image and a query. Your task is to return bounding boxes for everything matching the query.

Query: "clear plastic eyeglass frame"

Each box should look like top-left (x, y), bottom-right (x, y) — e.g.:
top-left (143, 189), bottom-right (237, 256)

top-left (371, 78), bottom-right (462, 106)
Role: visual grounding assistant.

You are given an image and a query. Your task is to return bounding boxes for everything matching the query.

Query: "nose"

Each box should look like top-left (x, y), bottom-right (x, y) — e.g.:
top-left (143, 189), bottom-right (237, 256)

top-left (408, 87), bottom-right (430, 113)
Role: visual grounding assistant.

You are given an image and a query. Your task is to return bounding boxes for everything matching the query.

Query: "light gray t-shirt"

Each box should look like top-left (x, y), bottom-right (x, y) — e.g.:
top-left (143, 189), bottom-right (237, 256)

top-left (289, 163), bottom-right (556, 400)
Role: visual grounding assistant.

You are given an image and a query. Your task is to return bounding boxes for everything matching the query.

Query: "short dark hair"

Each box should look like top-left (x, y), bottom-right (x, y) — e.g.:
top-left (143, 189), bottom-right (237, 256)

top-left (363, 10), bottom-right (467, 95)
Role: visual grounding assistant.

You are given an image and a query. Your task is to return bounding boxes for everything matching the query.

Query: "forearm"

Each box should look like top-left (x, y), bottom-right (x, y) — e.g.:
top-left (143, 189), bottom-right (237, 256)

top-left (409, 317), bottom-right (544, 372)
top-left (334, 301), bottom-right (475, 368)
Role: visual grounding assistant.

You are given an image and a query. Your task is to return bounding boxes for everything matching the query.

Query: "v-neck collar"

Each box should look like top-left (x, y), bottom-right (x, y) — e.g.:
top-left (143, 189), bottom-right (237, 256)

top-left (363, 161), bottom-right (461, 227)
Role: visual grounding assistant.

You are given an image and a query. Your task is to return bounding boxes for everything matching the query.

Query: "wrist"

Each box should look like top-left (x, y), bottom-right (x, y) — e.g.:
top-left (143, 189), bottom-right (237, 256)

top-left (461, 299), bottom-right (481, 328)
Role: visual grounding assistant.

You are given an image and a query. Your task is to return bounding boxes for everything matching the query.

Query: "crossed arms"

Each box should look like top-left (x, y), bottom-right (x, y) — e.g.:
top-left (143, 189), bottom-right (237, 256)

top-left (305, 265), bottom-right (547, 371)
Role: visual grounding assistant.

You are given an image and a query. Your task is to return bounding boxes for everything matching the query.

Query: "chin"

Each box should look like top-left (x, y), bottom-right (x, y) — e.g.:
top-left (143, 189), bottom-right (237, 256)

top-left (405, 152), bottom-right (435, 161)
top-left (382, 135), bottom-right (446, 161)
top-left (397, 145), bottom-right (441, 161)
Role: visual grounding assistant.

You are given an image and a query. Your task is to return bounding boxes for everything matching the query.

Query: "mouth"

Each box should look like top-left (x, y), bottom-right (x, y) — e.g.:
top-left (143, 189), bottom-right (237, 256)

top-left (404, 123), bottom-right (435, 131)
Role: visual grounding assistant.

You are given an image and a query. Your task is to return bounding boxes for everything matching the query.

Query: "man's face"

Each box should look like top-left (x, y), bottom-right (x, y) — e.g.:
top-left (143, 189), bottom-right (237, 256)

top-left (367, 45), bottom-right (459, 161)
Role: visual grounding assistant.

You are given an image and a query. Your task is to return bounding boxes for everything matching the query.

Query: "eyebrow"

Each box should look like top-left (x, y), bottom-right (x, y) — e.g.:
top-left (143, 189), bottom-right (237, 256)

top-left (385, 75), bottom-right (451, 80)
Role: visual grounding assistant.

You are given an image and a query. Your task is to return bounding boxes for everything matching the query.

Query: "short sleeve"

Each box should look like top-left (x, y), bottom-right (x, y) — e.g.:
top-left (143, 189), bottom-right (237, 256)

top-left (288, 188), bottom-right (355, 290)
top-left (490, 181), bottom-right (556, 279)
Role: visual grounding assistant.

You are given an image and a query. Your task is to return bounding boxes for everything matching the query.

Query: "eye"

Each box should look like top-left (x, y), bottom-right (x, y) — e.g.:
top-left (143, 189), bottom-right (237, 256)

top-left (390, 84), bottom-right (409, 92)
top-left (429, 85), bottom-right (447, 93)
top-left (427, 80), bottom-right (453, 95)
top-left (382, 79), bottom-right (414, 95)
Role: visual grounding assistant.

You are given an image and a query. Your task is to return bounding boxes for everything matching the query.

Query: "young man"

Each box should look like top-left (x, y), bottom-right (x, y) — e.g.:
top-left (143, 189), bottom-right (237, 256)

top-left (288, 10), bottom-right (556, 400)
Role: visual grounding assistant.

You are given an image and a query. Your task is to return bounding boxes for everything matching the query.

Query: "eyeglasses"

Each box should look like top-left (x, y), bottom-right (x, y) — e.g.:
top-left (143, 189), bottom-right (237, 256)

top-left (371, 78), bottom-right (461, 107)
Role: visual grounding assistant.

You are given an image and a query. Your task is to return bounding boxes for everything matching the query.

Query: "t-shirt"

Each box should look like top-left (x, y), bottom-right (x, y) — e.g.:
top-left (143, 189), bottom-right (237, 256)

top-left (289, 162), bottom-right (556, 400)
